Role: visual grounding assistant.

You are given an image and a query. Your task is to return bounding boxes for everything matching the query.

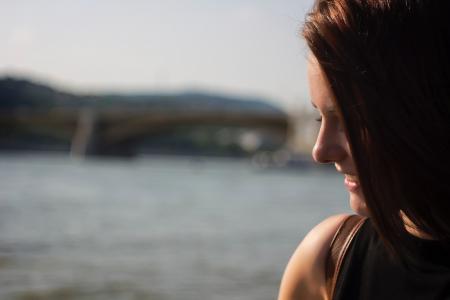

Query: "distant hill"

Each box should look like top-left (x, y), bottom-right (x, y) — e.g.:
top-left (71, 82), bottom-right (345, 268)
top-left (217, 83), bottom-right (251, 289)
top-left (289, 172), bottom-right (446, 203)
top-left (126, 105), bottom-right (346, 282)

top-left (0, 77), bottom-right (286, 116)
top-left (0, 77), bottom-right (81, 108)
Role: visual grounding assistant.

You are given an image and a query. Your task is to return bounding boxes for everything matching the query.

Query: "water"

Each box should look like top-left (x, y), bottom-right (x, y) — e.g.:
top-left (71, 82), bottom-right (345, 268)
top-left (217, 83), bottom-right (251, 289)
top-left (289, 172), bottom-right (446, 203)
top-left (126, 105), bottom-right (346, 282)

top-left (0, 153), bottom-right (350, 300)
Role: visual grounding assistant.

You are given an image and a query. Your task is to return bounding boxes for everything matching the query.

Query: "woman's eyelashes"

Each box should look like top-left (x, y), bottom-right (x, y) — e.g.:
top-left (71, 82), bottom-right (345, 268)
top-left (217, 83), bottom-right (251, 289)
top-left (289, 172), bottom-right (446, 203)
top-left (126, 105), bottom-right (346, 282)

top-left (313, 113), bottom-right (346, 133)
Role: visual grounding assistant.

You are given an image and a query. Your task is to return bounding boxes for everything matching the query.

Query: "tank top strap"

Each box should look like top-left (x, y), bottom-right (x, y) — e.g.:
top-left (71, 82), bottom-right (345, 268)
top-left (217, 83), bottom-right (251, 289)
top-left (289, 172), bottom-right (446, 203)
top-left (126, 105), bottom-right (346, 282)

top-left (325, 214), bottom-right (367, 300)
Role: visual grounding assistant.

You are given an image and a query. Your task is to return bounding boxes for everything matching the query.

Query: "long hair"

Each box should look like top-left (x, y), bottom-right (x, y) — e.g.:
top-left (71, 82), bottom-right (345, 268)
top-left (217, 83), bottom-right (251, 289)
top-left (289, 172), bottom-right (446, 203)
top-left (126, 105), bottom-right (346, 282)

top-left (303, 0), bottom-right (450, 258)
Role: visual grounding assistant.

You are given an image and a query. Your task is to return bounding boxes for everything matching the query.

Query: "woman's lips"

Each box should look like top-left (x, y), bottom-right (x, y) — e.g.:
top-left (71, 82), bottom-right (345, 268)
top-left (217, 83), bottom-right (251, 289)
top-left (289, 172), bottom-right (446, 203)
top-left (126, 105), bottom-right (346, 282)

top-left (344, 176), bottom-right (360, 192)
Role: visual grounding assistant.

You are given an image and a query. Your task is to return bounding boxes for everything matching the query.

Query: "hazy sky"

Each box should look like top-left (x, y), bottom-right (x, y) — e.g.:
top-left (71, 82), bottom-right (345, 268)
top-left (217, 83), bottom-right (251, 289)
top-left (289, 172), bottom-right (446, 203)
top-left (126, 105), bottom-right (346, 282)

top-left (0, 0), bottom-right (315, 109)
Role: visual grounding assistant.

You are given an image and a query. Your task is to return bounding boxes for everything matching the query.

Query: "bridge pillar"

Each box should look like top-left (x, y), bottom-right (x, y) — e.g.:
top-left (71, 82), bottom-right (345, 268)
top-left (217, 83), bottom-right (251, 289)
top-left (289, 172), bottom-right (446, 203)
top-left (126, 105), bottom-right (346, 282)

top-left (70, 108), bottom-right (99, 157)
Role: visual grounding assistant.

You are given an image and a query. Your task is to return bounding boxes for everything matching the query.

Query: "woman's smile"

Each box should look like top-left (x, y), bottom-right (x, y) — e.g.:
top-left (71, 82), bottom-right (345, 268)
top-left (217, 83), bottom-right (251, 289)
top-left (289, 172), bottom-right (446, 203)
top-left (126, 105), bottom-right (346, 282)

top-left (344, 176), bottom-right (359, 192)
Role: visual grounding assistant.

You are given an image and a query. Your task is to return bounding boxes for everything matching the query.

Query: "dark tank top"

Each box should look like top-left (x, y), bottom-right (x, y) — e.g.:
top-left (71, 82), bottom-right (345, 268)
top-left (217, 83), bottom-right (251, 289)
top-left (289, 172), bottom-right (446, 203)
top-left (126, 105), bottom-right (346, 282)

top-left (333, 218), bottom-right (450, 300)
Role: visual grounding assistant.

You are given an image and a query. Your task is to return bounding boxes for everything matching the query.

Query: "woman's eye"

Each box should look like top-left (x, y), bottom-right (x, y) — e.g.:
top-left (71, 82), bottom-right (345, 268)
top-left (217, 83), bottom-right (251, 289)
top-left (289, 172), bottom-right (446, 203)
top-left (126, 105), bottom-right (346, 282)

top-left (315, 116), bottom-right (323, 122)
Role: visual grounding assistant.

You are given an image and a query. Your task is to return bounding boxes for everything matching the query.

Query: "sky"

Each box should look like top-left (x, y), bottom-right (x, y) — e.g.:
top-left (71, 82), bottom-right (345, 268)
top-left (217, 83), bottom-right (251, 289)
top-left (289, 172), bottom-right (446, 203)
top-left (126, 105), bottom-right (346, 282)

top-left (0, 0), bottom-right (315, 110)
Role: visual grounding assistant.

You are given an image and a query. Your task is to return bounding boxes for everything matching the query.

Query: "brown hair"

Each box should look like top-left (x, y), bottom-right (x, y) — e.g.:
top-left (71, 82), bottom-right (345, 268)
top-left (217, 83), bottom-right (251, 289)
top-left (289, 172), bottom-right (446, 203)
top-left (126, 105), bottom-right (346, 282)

top-left (303, 0), bottom-right (450, 258)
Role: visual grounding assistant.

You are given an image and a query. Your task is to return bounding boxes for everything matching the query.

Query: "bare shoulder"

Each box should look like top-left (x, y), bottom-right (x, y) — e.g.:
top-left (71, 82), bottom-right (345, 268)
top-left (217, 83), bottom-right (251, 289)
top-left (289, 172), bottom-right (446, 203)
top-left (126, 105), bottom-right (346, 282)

top-left (278, 214), bottom-right (350, 300)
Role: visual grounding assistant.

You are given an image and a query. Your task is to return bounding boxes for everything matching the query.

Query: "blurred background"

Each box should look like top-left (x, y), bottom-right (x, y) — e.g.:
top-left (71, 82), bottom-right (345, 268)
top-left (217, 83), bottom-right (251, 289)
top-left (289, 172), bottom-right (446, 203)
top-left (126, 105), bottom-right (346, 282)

top-left (0, 1), bottom-right (351, 299)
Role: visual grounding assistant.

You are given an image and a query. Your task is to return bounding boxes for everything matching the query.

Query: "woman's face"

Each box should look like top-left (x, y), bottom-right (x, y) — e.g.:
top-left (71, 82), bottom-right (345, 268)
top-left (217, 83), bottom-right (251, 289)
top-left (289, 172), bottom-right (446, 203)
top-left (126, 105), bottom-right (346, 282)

top-left (307, 56), bottom-right (369, 216)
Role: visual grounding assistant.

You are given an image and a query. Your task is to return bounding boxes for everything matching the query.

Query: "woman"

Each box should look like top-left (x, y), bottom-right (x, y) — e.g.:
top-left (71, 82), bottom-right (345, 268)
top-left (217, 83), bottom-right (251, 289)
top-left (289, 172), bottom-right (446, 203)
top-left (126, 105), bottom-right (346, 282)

top-left (278, 0), bottom-right (450, 299)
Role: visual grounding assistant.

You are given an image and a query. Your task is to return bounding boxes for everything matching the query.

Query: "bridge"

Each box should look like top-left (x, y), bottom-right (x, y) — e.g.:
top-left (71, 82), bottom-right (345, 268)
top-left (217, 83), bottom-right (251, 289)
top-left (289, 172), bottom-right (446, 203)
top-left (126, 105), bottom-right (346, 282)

top-left (0, 107), bottom-right (291, 157)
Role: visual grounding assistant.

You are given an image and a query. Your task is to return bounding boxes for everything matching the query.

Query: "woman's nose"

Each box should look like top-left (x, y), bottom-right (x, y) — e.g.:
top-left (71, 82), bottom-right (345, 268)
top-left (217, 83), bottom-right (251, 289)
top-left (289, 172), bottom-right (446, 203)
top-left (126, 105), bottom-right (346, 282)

top-left (312, 126), bottom-right (347, 164)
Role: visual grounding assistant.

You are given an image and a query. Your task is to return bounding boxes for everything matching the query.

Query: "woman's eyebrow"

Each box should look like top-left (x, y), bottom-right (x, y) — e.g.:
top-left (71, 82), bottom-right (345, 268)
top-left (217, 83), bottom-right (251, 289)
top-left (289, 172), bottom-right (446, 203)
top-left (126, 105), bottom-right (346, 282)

top-left (311, 101), bottom-right (336, 113)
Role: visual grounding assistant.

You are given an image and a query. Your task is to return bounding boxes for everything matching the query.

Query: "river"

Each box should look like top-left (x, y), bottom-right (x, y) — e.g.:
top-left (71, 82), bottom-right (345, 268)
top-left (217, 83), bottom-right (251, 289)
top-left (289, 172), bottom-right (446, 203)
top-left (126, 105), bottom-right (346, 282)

top-left (0, 153), bottom-right (350, 300)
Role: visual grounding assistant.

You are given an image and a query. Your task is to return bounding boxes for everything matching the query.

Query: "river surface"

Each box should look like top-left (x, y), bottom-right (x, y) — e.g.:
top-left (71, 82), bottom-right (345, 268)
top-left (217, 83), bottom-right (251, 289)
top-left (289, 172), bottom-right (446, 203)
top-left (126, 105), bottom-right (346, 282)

top-left (0, 153), bottom-right (350, 300)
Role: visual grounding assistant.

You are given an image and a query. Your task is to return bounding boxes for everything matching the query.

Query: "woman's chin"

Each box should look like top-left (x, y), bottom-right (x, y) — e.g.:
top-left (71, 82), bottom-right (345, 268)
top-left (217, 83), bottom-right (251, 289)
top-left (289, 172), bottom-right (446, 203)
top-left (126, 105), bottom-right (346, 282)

top-left (349, 191), bottom-right (369, 216)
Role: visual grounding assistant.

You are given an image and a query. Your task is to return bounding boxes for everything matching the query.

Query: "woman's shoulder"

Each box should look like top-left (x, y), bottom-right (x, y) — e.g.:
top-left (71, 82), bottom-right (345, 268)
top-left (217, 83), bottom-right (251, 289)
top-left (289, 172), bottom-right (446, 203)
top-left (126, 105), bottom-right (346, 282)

top-left (278, 214), bottom-right (351, 300)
